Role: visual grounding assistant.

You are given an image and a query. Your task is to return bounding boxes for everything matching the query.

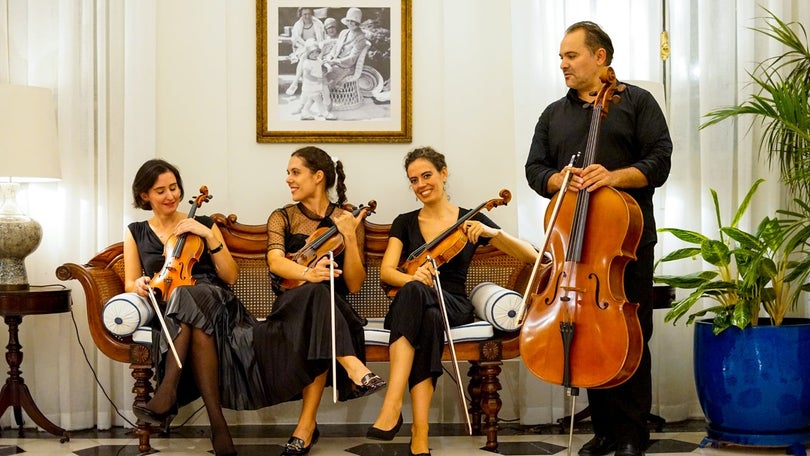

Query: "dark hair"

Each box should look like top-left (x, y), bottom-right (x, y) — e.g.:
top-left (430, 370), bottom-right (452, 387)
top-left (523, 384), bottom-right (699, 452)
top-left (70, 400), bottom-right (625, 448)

top-left (291, 146), bottom-right (347, 207)
top-left (297, 7), bottom-right (314, 17)
top-left (566, 21), bottom-right (614, 65)
top-left (131, 159), bottom-right (184, 210)
top-left (404, 146), bottom-right (447, 173)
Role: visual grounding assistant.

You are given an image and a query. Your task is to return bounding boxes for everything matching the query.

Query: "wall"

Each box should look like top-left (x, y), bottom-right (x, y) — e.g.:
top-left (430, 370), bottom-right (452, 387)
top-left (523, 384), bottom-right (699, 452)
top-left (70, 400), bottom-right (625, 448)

top-left (136, 0), bottom-right (525, 426)
top-left (147, 0), bottom-right (522, 229)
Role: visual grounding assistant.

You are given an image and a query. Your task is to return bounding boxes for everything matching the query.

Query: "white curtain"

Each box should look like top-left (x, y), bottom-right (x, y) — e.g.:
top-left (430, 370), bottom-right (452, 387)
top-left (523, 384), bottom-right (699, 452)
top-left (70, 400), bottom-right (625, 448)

top-left (512, 0), bottom-right (809, 424)
top-left (0, 0), bottom-right (151, 430)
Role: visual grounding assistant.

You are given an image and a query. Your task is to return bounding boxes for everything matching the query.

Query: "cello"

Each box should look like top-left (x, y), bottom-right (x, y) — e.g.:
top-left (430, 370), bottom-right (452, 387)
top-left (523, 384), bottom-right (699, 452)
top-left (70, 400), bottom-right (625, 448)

top-left (519, 67), bottom-right (644, 394)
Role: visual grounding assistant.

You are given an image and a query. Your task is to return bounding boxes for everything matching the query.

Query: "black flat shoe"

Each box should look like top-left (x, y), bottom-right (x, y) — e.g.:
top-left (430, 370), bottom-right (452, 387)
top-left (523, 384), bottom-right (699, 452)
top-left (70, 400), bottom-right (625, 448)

top-left (366, 414), bottom-right (403, 440)
top-left (133, 403), bottom-right (177, 432)
top-left (614, 442), bottom-right (645, 456)
top-left (578, 435), bottom-right (617, 456)
top-left (280, 427), bottom-right (319, 456)
top-left (352, 372), bottom-right (387, 398)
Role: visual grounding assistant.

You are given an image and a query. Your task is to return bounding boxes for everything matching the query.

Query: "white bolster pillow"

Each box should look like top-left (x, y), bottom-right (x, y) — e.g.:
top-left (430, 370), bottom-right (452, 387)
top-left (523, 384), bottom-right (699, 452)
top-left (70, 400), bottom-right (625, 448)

top-left (470, 282), bottom-right (523, 332)
top-left (102, 293), bottom-right (155, 336)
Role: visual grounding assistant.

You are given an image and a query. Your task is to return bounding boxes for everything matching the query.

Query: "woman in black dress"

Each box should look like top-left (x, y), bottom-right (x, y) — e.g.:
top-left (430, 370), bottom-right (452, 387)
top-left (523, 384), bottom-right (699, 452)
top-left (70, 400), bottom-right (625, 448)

top-left (366, 147), bottom-right (537, 456)
top-left (254, 146), bottom-right (386, 456)
top-left (125, 159), bottom-right (265, 456)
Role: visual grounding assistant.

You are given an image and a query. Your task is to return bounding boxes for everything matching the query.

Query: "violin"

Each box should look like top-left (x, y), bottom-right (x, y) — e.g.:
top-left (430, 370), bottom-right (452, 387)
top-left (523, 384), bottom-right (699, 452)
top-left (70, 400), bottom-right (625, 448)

top-left (150, 186), bottom-right (213, 301)
top-left (519, 67), bottom-right (644, 390)
top-left (384, 189), bottom-right (511, 298)
top-left (278, 200), bottom-right (377, 292)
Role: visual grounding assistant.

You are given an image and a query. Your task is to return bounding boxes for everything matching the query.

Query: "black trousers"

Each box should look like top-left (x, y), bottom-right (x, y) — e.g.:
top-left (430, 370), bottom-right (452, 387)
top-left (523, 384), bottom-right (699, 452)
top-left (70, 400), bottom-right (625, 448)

top-left (586, 242), bottom-right (654, 447)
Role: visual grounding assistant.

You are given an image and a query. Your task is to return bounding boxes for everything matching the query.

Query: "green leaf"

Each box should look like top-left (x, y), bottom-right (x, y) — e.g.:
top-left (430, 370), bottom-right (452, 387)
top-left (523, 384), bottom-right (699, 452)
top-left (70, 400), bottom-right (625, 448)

top-left (657, 228), bottom-right (707, 245)
top-left (721, 227), bottom-right (763, 250)
top-left (701, 239), bottom-right (731, 267)
top-left (731, 178), bottom-right (765, 228)
top-left (654, 271), bottom-right (718, 288)
top-left (657, 247), bottom-right (702, 263)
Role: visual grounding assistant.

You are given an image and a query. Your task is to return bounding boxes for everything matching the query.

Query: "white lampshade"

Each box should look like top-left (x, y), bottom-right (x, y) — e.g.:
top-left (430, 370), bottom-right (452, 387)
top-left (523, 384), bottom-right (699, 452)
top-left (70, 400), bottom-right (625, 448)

top-left (0, 84), bottom-right (60, 290)
top-left (0, 84), bottom-right (60, 182)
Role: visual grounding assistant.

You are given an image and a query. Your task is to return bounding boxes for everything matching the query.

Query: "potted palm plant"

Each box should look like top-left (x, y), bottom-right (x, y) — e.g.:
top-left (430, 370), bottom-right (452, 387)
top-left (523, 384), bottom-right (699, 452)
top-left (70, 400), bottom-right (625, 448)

top-left (654, 7), bottom-right (810, 450)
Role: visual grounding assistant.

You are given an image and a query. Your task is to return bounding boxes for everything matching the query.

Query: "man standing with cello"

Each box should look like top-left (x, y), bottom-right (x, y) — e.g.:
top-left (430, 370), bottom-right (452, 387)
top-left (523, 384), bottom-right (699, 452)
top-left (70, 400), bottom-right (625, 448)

top-left (524, 21), bottom-right (672, 456)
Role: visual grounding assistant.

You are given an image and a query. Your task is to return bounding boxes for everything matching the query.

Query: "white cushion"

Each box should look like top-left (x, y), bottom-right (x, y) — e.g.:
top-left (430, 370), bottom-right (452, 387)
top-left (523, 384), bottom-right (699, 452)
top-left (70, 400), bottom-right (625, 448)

top-left (363, 317), bottom-right (494, 346)
top-left (470, 282), bottom-right (524, 332)
top-left (132, 326), bottom-right (155, 345)
top-left (102, 293), bottom-right (155, 336)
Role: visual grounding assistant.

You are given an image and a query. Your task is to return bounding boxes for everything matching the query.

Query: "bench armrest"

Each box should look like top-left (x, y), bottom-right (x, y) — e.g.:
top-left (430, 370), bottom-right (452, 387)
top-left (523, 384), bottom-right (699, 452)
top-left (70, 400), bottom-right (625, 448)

top-left (56, 242), bottom-right (131, 363)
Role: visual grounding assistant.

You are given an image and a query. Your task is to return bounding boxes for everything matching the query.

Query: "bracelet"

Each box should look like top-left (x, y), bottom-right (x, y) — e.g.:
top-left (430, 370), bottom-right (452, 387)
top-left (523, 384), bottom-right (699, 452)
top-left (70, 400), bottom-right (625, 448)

top-left (209, 242), bottom-right (224, 254)
top-left (301, 267), bottom-right (310, 279)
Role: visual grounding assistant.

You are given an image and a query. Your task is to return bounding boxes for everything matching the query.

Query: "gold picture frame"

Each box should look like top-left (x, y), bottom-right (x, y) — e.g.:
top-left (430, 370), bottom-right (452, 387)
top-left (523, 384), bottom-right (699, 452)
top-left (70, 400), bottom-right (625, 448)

top-left (256, 1), bottom-right (412, 143)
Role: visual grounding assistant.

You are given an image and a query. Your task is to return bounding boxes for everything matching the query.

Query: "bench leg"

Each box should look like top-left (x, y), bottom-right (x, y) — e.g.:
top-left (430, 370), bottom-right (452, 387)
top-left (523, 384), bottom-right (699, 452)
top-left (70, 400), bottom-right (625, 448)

top-left (467, 363), bottom-right (483, 435)
top-left (477, 361), bottom-right (503, 452)
top-left (131, 343), bottom-right (156, 454)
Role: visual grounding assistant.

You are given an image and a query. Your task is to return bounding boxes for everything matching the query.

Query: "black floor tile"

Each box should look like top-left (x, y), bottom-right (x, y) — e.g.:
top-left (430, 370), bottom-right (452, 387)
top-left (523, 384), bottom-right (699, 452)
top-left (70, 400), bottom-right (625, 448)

top-left (647, 438), bottom-right (700, 453)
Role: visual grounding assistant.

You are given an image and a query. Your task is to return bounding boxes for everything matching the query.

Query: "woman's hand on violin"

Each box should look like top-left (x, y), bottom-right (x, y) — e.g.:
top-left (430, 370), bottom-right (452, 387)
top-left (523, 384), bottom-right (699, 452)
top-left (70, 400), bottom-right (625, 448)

top-left (304, 255), bottom-right (343, 283)
top-left (333, 210), bottom-right (361, 237)
top-left (461, 220), bottom-right (500, 244)
top-left (410, 261), bottom-right (436, 288)
top-left (175, 218), bottom-right (216, 243)
top-left (135, 276), bottom-right (152, 298)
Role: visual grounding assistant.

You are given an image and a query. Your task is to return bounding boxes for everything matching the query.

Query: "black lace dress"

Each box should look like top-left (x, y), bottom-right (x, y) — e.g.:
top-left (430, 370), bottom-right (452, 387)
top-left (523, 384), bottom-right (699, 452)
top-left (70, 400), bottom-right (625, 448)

top-left (253, 203), bottom-right (367, 405)
top-left (129, 216), bottom-right (267, 410)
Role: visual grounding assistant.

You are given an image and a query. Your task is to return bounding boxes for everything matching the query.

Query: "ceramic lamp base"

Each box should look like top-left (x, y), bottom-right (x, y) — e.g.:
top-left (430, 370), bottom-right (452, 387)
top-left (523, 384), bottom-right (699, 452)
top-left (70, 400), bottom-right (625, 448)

top-left (0, 215), bottom-right (42, 290)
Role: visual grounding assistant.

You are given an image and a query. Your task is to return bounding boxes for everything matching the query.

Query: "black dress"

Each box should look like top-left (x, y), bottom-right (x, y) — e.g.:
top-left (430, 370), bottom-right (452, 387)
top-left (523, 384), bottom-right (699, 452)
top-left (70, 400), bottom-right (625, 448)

top-left (129, 216), bottom-right (266, 410)
top-left (253, 203), bottom-right (367, 405)
top-left (384, 208), bottom-right (497, 388)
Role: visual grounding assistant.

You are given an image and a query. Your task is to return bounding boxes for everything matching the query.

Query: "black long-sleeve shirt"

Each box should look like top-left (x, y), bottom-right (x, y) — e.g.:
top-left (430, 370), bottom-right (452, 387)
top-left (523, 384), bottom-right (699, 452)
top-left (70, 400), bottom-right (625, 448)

top-left (525, 83), bottom-right (672, 246)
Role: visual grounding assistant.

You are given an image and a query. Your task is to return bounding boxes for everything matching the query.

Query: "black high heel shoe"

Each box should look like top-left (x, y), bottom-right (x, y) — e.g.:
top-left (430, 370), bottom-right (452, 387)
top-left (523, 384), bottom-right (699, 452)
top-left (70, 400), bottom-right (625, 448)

top-left (280, 426), bottom-right (319, 456)
top-left (351, 372), bottom-right (387, 399)
top-left (133, 403), bottom-right (178, 432)
top-left (366, 414), bottom-right (403, 440)
top-left (409, 441), bottom-right (431, 456)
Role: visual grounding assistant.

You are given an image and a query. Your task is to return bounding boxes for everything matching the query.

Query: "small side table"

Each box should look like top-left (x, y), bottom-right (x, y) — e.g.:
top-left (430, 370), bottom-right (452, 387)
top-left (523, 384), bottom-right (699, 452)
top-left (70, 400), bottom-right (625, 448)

top-left (0, 286), bottom-right (71, 442)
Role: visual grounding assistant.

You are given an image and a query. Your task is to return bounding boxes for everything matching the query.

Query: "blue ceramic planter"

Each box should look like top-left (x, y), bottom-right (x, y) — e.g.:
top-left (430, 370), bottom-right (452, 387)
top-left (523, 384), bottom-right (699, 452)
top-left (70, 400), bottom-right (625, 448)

top-left (694, 318), bottom-right (810, 448)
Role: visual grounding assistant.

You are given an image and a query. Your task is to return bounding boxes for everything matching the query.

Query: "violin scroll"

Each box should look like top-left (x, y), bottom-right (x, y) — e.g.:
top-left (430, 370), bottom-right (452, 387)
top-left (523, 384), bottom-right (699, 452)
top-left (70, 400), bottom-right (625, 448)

top-left (481, 189), bottom-right (511, 212)
top-left (191, 185), bottom-right (213, 208)
top-left (358, 200), bottom-right (377, 218)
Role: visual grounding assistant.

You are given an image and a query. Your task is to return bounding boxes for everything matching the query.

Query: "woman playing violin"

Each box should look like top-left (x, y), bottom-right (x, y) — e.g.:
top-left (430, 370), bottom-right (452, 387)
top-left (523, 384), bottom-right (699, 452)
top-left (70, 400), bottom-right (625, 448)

top-left (253, 146), bottom-right (386, 456)
top-left (367, 147), bottom-right (536, 456)
top-left (124, 159), bottom-right (264, 456)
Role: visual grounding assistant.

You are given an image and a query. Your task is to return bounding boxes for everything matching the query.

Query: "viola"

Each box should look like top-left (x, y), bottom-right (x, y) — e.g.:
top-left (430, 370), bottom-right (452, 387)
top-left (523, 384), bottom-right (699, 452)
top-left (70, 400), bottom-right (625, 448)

top-left (278, 200), bottom-right (377, 292)
top-left (384, 189), bottom-right (511, 298)
top-left (150, 186), bottom-right (213, 301)
top-left (519, 67), bottom-right (644, 390)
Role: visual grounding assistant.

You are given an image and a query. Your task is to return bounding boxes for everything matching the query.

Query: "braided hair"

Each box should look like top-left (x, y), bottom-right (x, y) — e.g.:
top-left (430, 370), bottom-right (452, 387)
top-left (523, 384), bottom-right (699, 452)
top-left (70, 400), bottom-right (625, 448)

top-left (291, 146), bottom-right (347, 207)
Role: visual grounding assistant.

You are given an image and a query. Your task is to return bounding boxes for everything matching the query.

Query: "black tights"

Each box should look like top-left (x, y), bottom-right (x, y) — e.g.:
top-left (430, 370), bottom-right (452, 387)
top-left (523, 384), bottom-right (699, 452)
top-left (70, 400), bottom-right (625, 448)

top-left (146, 323), bottom-right (235, 455)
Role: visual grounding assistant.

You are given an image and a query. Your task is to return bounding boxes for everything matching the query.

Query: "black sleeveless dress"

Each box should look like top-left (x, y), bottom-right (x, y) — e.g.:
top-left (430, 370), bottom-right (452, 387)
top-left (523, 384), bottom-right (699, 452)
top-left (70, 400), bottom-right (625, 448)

top-left (129, 216), bottom-right (267, 410)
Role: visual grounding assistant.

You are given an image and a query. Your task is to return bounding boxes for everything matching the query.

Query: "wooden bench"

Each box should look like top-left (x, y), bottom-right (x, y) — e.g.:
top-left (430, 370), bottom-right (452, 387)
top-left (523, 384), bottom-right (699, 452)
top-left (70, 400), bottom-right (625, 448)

top-left (56, 213), bottom-right (536, 453)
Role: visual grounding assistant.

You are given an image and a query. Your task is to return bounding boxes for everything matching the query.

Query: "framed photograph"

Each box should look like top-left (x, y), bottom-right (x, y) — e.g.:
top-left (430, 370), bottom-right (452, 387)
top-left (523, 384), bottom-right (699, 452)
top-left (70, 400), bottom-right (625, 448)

top-left (256, 1), bottom-right (412, 143)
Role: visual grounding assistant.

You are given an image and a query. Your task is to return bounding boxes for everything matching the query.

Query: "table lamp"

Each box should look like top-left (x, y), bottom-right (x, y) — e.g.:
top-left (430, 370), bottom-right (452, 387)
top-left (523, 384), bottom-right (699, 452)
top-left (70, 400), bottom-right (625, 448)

top-left (0, 85), bottom-right (60, 291)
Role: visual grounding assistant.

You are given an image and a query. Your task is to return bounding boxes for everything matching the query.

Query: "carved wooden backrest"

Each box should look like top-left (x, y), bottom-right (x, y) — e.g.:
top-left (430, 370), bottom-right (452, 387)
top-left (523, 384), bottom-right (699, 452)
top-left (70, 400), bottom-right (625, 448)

top-left (212, 213), bottom-right (528, 320)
